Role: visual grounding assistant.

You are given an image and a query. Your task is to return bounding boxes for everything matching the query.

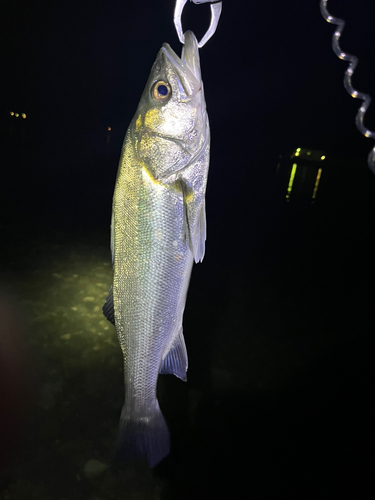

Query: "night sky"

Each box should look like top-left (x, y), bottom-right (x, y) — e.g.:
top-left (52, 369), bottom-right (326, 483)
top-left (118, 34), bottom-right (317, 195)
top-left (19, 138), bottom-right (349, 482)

top-left (1, 0), bottom-right (375, 498)
top-left (3, 0), bottom-right (375, 274)
top-left (2, 0), bottom-right (375, 222)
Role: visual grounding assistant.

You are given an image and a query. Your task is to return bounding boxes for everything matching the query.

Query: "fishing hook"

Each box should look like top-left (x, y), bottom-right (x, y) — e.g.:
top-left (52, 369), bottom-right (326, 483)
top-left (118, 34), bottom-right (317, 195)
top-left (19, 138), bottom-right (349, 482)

top-left (320, 0), bottom-right (375, 174)
top-left (174, 0), bottom-right (222, 48)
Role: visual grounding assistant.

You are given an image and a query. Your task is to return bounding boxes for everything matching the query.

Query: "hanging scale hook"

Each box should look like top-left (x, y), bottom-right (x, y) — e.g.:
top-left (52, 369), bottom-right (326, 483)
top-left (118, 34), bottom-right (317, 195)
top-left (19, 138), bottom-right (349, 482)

top-left (174, 0), bottom-right (223, 48)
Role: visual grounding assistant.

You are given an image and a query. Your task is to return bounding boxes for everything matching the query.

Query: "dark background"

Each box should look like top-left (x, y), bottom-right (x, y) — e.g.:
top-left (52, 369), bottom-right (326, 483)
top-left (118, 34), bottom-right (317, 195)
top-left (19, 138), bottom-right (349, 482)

top-left (1, 0), bottom-right (375, 498)
top-left (2, 0), bottom-right (375, 232)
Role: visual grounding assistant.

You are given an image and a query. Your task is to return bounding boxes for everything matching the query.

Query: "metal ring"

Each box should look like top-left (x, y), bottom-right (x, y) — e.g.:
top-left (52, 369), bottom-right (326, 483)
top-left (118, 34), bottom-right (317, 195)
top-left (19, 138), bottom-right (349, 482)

top-left (174, 0), bottom-right (222, 48)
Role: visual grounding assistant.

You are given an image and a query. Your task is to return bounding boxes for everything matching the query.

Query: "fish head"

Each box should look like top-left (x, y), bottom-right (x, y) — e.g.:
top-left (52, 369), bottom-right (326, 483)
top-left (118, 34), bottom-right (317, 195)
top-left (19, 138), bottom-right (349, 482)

top-left (133, 31), bottom-right (208, 181)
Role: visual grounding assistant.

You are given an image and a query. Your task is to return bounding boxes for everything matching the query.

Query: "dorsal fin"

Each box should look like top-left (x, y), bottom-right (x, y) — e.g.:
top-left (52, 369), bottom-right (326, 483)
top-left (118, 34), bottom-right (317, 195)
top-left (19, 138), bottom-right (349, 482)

top-left (102, 286), bottom-right (115, 326)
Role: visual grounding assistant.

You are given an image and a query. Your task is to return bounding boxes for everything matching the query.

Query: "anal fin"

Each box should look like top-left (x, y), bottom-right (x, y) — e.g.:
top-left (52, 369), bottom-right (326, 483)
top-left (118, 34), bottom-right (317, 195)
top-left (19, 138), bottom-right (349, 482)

top-left (159, 328), bottom-right (188, 381)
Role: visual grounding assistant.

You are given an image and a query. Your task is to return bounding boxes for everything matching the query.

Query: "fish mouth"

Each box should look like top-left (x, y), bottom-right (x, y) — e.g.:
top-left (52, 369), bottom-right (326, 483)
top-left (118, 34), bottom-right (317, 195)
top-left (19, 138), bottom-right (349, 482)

top-left (162, 31), bottom-right (202, 98)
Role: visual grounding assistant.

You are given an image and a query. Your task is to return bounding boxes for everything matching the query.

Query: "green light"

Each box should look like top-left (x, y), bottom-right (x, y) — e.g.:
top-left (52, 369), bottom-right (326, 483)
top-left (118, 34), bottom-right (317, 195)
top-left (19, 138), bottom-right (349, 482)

top-left (15, 113), bottom-right (19, 117)
top-left (312, 168), bottom-right (323, 200)
top-left (286, 163), bottom-right (297, 199)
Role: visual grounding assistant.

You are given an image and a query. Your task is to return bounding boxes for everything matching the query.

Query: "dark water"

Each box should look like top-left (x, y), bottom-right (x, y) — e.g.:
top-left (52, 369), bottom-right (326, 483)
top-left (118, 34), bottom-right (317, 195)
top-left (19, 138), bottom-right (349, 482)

top-left (1, 127), bottom-right (375, 500)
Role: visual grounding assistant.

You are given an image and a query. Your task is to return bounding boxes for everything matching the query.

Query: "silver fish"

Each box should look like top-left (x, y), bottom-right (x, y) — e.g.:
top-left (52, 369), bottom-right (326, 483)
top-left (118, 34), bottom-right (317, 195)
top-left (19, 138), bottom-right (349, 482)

top-left (103, 31), bottom-right (210, 467)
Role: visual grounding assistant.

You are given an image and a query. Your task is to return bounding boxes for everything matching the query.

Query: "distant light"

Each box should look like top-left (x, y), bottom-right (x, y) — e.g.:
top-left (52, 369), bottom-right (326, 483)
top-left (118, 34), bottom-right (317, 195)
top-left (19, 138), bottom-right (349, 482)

top-left (22, 113), bottom-right (26, 119)
top-left (307, 151), bottom-right (311, 156)
top-left (10, 111), bottom-right (14, 116)
top-left (286, 163), bottom-right (298, 200)
top-left (15, 113), bottom-right (19, 118)
top-left (320, 155), bottom-right (325, 160)
top-left (107, 127), bottom-right (111, 131)
top-left (312, 168), bottom-right (323, 200)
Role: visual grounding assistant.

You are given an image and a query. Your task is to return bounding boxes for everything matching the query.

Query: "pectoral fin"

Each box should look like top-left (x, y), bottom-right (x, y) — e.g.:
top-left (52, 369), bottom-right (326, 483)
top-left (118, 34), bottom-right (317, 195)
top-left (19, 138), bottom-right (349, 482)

top-left (159, 328), bottom-right (188, 381)
top-left (192, 199), bottom-right (206, 263)
top-left (181, 180), bottom-right (206, 263)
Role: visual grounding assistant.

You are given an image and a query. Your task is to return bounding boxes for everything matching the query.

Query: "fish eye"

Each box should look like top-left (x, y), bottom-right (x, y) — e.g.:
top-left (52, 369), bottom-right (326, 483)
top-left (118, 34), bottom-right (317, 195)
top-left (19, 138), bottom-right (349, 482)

top-left (152, 81), bottom-right (171, 102)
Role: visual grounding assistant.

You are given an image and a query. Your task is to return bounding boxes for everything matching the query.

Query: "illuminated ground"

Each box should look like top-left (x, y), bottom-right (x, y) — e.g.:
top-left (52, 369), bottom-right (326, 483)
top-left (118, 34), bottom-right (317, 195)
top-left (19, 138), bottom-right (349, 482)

top-left (0, 229), bottom-right (164, 499)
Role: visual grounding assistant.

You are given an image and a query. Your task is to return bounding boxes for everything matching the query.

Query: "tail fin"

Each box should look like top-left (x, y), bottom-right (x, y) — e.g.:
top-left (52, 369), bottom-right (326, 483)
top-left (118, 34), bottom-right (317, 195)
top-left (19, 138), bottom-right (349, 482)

top-left (117, 401), bottom-right (170, 468)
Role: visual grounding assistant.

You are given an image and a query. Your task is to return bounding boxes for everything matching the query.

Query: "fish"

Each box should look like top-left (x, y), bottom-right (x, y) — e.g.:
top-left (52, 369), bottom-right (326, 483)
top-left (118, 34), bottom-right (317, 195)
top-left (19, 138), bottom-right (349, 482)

top-left (103, 30), bottom-right (210, 467)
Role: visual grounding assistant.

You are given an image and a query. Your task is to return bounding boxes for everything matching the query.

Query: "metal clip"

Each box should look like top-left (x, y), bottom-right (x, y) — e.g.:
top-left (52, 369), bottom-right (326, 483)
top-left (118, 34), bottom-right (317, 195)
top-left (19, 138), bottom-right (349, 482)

top-left (174, 0), bottom-right (222, 48)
